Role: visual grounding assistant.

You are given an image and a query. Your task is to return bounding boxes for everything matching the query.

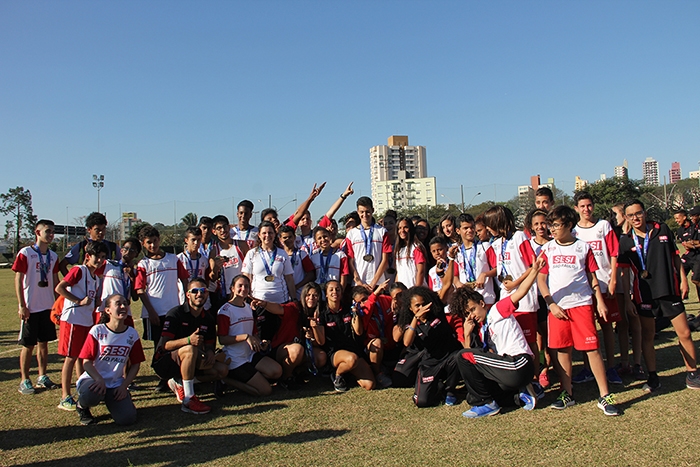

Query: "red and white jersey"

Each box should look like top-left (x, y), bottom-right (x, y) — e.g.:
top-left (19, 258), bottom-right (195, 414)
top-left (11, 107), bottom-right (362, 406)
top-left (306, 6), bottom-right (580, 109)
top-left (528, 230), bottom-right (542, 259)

top-left (573, 219), bottom-right (618, 294)
top-left (230, 225), bottom-right (258, 249)
top-left (61, 265), bottom-right (100, 326)
top-left (310, 248), bottom-right (349, 284)
top-left (456, 242), bottom-right (496, 305)
top-left (217, 302), bottom-right (255, 368)
top-left (540, 239), bottom-right (599, 309)
top-left (487, 231), bottom-right (537, 311)
top-left (519, 238), bottom-right (549, 297)
top-left (346, 224), bottom-right (392, 285)
top-left (295, 234), bottom-right (316, 254)
top-left (77, 323), bottom-right (145, 389)
top-left (99, 260), bottom-right (132, 314)
top-left (12, 245), bottom-right (60, 313)
top-left (287, 248), bottom-right (315, 299)
top-left (486, 297), bottom-right (533, 357)
top-left (242, 247), bottom-right (294, 303)
top-left (177, 251), bottom-right (209, 306)
top-left (428, 263), bottom-right (457, 314)
top-left (212, 241), bottom-right (244, 294)
top-left (135, 253), bottom-right (189, 317)
top-left (395, 243), bottom-right (426, 288)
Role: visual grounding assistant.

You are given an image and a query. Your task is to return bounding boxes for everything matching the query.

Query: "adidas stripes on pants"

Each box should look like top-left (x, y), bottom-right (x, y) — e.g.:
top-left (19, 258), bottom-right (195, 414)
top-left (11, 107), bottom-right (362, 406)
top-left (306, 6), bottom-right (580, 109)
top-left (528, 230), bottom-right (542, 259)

top-left (457, 349), bottom-right (534, 407)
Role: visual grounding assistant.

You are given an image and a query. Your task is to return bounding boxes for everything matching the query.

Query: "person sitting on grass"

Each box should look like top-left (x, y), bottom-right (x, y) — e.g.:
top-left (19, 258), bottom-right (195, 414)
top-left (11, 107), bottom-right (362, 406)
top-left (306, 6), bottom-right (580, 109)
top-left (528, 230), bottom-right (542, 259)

top-left (75, 294), bottom-right (144, 426)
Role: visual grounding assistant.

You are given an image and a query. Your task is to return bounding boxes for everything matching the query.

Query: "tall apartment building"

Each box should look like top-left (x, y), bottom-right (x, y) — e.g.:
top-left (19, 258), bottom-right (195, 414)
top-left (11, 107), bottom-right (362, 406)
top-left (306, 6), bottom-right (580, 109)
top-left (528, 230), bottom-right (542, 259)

top-left (574, 176), bottom-right (588, 191)
top-left (669, 161), bottom-right (681, 184)
top-left (642, 157), bottom-right (659, 186)
top-left (370, 136), bottom-right (436, 211)
top-left (614, 159), bottom-right (629, 179)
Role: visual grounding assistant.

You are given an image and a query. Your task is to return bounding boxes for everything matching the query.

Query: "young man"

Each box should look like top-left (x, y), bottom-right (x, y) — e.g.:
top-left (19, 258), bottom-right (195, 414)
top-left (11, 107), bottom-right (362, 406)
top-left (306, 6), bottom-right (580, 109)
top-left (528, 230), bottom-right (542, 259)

top-left (572, 192), bottom-right (623, 385)
top-left (198, 217), bottom-right (215, 258)
top-left (152, 278), bottom-right (228, 414)
top-left (278, 225), bottom-right (316, 299)
top-left (59, 212), bottom-right (119, 276)
top-left (618, 200), bottom-right (700, 392)
top-left (55, 241), bottom-right (109, 410)
top-left (537, 206), bottom-right (620, 416)
top-left (208, 215), bottom-right (249, 311)
top-left (346, 196), bottom-right (392, 291)
top-left (177, 227), bottom-right (210, 308)
top-left (534, 187), bottom-right (554, 212)
top-left (453, 213), bottom-right (496, 308)
top-left (674, 209), bottom-right (700, 305)
top-left (13, 219), bottom-right (61, 394)
top-left (310, 226), bottom-right (350, 292)
top-left (230, 200), bottom-right (258, 249)
top-left (97, 237), bottom-right (141, 326)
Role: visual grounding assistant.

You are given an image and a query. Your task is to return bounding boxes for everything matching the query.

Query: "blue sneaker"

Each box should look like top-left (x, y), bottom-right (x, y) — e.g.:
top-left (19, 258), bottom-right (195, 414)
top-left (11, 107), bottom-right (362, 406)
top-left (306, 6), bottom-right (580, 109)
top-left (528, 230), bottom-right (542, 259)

top-left (606, 367), bottom-right (623, 385)
top-left (572, 368), bottom-right (594, 384)
top-left (531, 382), bottom-right (545, 400)
top-left (519, 384), bottom-right (537, 411)
top-left (444, 394), bottom-right (458, 406)
top-left (462, 401), bottom-right (500, 418)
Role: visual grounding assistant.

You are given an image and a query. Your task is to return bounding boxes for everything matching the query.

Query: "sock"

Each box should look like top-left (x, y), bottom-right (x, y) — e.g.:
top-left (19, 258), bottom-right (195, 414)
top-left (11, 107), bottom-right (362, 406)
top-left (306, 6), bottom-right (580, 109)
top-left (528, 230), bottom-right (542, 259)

top-left (183, 379), bottom-right (195, 403)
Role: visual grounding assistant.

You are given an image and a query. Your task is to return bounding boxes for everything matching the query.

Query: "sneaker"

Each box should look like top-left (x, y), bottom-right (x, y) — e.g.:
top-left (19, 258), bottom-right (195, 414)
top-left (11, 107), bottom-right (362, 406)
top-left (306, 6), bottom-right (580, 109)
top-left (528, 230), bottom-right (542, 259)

top-left (572, 368), bottom-right (594, 384)
top-left (279, 376), bottom-right (299, 390)
top-left (154, 379), bottom-right (170, 393)
top-left (642, 376), bottom-right (661, 394)
top-left (519, 385), bottom-right (537, 411)
top-left (538, 369), bottom-right (551, 388)
top-left (444, 394), bottom-right (458, 406)
top-left (76, 404), bottom-right (96, 425)
top-left (686, 372), bottom-right (700, 390)
top-left (632, 364), bottom-right (646, 381)
top-left (550, 390), bottom-right (575, 410)
top-left (36, 375), bottom-right (58, 390)
top-left (181, 395), bottom-right (211, 415)
top-left (376, 373), bottom-right (392, 389)
top-left (597, 393), bottom-right (621, 416)
top-left (332, 373), bottom-right (348, 392)
top-left (19, 379), bottom-right (35, 395)
top-left (167, 378), bottom-right (184, 403)
top-left (462, 401), bottom-right (500, 418)
top-left (614, 363), bottom-right (631, 376)
top-left (57, 395), bottom-right (77, 411)
top-left (214, 380), bottom-right (226, 398)
top-left (532, 382), bottom-right (545, 400)
top-left (606, 367), bottom-right (624, 385)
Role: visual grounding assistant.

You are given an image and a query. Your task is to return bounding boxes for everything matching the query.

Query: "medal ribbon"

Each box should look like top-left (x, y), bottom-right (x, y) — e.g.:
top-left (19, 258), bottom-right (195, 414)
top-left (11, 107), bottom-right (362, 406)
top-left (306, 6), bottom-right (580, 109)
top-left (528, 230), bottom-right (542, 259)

top-left (632, 227), bottom-right (650, 273)
top-left (32, 244), bottom-right (50, 283)
top-left (119, 260), bottom-right (131, 301)
top-left (261, 247), bottom-right (277, 277)
top-left (460, 243), bottom-right (477, 282)
top-left (318, 249), bottom-right (334, 283)
top-left (500, 236), bottom-right (510, 278)
top-left (360, 224), bottom-right (375, 258)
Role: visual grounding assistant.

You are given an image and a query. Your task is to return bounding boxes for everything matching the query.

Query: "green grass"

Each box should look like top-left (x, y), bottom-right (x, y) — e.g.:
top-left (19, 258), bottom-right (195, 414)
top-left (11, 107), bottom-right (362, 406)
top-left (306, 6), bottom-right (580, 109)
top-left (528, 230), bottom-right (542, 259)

top-left (1, 268), bottom-right (699, 467)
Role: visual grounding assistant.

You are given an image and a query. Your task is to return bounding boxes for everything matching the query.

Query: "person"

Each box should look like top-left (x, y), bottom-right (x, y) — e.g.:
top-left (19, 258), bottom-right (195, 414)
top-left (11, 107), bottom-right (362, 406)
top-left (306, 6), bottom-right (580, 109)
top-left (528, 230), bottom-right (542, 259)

top-left (134, 225), bottom-right (189, 391)
top-left (218, 275), bottom-right (283, 396)
top-left (291, 182), bottom-right (353, 253)
top-left (55, 241), bottom-right (108, 410)
top-left (242, 221), bottom-right (296, 303)
top-left (310, 226), bottom-right (350, 293)
top-left (177, 227), bottom-right (210, 308)
top-left (278, 225), bottom-right (316, 299)
top-left (346, 196), bottom-right (392, 292)
top-left (352, 283), bottom-right (395, 388)
top-left (59, 212), bottom-right (120, 276)
top-left (209, 215), bottom-right (248, 312)
top-left (537, 205), bottom-right (620, 416)
top-left (618, 199), bottom-right (700, 392)
top-left (452, 254), bottom-right (546, 418)
top-left (426, 236), bottom-right (457, 312)
top-left (453, 213), bottom-right (496, 308)
top-left (674, 209), bottom-right (700, 304)
top-left (198, 216), bottom-right (216, 258)
top-left (572, 192), bottom-right (623, 385)
top-left (12, 219), bottom-right (61, 394)
top-left (437, 214), bottom-right (460, 246)
top-left (474, 214), bottom-right (493, 244)
top-left (382, 211), bottom-right (398, 280)
top-left (152, 278), bottom-right (227, 414)
top-left (96, 237), bottom-right (141, 327)
top-left (75, 294), bottom-right (144, 426)
top-left (395, 217), bottom-right (427, 288)
top-left (398, 286), bottom-right (462, 407)
top-left (313, 280), bottom-right (376, 392)
top-left (231, 200), bottom-right (259, 248)
top-left (534, 187), bottom-right (554, 212)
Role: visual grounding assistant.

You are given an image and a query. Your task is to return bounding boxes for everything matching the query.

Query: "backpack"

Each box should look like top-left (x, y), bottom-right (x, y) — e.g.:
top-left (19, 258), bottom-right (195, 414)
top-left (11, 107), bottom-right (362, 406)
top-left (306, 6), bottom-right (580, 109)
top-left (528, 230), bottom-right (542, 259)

top-left (50, 296), bottom-right (65, 325)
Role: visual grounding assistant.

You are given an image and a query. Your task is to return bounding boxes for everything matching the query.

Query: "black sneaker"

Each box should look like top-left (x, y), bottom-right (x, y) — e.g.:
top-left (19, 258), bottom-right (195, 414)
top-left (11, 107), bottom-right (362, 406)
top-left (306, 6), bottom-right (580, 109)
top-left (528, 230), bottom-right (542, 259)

top-left (550, 390), bottom-right (575, 410)
top-left (331, 373), bottom-right (348, 392)
top-left (280, 377), bottom-right (299, 390)
top-left (686, 372), bottom-right (700, 390)
top-left (642, 375), bottom-right (661, 394)
top-left (76, 404), bottom-right (95, 426)
top-left (154, 379), bottom-right (170, 393)
top-left (214, 380), bottom-right (226, 398)
top-left (597, 393), bottom-right (621, 416)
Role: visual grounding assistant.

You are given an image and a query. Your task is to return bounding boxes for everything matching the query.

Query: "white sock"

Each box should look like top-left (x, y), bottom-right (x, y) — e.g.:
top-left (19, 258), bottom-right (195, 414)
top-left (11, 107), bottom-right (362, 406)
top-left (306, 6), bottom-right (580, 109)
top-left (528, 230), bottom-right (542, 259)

top-left (183, 379), bottom-right (195, 403)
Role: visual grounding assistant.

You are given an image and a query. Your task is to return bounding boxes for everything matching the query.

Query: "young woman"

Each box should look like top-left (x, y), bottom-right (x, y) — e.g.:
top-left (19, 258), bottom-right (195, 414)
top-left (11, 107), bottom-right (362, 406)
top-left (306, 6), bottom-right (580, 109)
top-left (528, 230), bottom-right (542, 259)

top-left (438, 214), bottom-right (460, 246)
top-left (395, 218), bottom-right (427, 288)
top-left (75, 294), bottom-right (144, 426)
top-left (217, 275), bottom-right (282, 396)
top-left (242, 221), bottom-right (296, 303)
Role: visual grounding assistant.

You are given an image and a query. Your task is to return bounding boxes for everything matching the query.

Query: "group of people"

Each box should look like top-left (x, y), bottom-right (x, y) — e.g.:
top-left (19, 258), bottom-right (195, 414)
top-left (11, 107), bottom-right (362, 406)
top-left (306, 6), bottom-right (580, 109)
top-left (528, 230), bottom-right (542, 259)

top-left (12, 182), bottom-right (700, 425)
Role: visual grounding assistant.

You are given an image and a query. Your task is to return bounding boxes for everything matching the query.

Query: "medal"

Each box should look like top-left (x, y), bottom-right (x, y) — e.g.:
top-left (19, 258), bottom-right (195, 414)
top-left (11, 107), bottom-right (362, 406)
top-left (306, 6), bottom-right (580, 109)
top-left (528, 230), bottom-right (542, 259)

top-left (38, 280), bottom-right (48, 288)
top-left (360, 225), bottom-right (375, 263)
top-left (632, 228), bottom-right (651, 280)
top-left (260, 247), bottom-right (277, 283)
top-left (464, 282), bottom-right (476, 289)
top-left (363, 254), bottom-right (374, 262)
top-left (265, 275), bottom-right (275, 282)
top-left (498, 236), bottom-right (511, 284)
top-left (32, 244), bottom-right (51, 288)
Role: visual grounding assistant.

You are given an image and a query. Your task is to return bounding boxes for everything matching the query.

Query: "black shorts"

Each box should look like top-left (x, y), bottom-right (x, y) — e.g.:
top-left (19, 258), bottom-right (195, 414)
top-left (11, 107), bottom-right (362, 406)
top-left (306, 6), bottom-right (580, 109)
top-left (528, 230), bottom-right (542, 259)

top-left (228, 352), bottom-right (266, 383)
top-left (142, 318), bottom-right (164, 343)
top-left (19, 310), bottom-right (57, 347)
top-left (637, 295), bottom-right (685, 320)
top-left (536, 295), bottom-right (548, 324)
top-left (151, 348), bottom-right (181, 380)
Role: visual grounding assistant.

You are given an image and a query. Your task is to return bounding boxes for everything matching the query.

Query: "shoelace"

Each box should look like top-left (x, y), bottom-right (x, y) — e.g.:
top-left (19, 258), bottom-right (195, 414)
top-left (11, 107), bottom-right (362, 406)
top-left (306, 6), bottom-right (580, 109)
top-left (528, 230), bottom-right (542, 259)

top-left (601, 394), bottom-right (616, 405)
top-left (557, 391), bottom-right (570, 402)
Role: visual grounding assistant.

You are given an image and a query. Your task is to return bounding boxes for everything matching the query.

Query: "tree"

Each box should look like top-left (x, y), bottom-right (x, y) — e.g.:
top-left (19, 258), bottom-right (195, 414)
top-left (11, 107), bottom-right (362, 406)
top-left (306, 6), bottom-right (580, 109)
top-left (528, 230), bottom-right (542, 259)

top-left (576, 178), bottom-right (652, 220)
top-left (128, 222), bottom-right (151, 239)
top-left (1, 187), bottom-right (37, 255)
top-left (181, 212), bottom-right (198, 227)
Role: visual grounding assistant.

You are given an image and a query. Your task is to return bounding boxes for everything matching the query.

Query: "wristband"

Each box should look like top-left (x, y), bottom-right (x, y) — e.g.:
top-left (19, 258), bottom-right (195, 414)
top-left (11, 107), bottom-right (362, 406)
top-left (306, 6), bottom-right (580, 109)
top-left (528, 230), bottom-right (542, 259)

top-left (187, 336), bottom-right (191, 345)
top-left (407, 326), bottom-right (415, 332)
top-left (340, 194), bottom-right (348, 200)
top-left (447, 256), bottom-right (455, 262)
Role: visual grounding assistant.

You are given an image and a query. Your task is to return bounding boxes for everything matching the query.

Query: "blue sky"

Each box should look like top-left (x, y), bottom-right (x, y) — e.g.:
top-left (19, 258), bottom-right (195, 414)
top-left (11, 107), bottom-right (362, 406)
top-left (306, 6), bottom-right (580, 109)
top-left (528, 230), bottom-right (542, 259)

top-left (1, 1), bottom-right (699, 227)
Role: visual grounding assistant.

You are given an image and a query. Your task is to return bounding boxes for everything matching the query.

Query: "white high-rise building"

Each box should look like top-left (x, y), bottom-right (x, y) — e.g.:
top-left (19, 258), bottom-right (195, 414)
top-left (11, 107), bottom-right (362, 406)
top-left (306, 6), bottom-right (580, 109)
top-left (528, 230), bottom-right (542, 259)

top-left (642, 157), bottom-right (659, 186)
top-left (370, 136), bottom-right (436, 211)
top-left (614, 159), bottom-right (629, 179)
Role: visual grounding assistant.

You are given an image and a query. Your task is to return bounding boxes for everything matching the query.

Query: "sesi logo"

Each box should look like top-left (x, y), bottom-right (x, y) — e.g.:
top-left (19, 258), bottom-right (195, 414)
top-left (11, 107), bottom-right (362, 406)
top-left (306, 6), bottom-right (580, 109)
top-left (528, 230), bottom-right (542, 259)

top-left (552, 255), bottom-right (576, 265)
top-left (502, 252), bottom-right (511, 261)
top-left (588, 240), bottom-right (602, 251)
top-left (100, 345), bottom-right (130, 357)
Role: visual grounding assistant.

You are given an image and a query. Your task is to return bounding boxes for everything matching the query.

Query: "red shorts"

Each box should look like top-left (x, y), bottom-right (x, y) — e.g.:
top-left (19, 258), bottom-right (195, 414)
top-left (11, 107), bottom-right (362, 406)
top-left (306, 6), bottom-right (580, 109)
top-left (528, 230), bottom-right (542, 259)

top-left (547, 304), bottom-right (599, 351)
top-left (513, 311), bottom-right (537, 344)
top-left (58, 321), bottom-right (91, 358)
top-left (593, 296), bottom-right (621, 325)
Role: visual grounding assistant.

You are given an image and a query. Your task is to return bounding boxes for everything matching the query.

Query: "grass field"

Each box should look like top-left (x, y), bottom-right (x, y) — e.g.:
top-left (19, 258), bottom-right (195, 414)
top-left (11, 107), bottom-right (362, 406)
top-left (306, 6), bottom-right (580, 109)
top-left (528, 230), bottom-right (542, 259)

top-left (1, 267), bottom-right (699, 467)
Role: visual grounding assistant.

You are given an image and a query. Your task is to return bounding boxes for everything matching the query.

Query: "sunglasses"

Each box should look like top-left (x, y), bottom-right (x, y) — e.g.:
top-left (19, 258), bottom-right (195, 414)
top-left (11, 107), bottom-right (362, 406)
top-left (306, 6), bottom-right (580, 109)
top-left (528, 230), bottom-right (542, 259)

top-left (188, 287), bottom-right (207, 295)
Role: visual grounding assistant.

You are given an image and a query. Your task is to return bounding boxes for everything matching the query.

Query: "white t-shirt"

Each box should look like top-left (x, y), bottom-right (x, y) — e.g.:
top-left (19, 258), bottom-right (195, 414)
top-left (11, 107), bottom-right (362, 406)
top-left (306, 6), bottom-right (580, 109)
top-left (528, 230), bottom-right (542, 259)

top-left (540, 239), bottom-right (599, 310)
top-left (77, 323), bottom-right (145, 389)
top-left (485, 297), bottom-right (533, 357)
top-left (61, 265), bottom-right (100, 326)
top-left (217, 301), bottom-right (255, 369)
top-left (242, 247), bottom-right (293, 303)
top-left (345, 223), bottom-right (391, 285)
top-left (488, 231), bottom-right (537, 312)
top-left (212, 241), bottom-right (244, 296)
top-left (11, 245), bottom-right (60, 313)
top-left (311, 248), bottom-right (349, 284)
top-left (395, 243), bottom-right (426, 288)
top-left (230, 226), bottom-right (258, 249)
top-left (99, 260), bottom-right (132, 314)
top-left (456, 242), bottom-right (496, 305)
top-left (177, 251), bottom-right (210, 307)
top-left (135, 253), bottom-right (187, 317)
top-left (573, 219), bottom-right (619, 294)
top-left (427, 263), bottom-right (456, 314)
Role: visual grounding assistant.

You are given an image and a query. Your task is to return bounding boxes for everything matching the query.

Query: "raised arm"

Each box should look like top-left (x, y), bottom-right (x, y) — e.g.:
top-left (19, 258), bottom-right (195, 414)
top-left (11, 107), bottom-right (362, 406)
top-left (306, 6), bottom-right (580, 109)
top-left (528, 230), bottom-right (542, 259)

top-left (325, 182), bottom-right (354, 220)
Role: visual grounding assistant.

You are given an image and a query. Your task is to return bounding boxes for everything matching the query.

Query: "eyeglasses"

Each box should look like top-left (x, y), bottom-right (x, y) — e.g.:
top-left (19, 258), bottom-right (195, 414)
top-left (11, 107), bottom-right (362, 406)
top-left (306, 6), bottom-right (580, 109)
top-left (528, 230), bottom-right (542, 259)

top-left (626, 211), bottom-right (645, 219)
top-left (549, 222), bottom-right (565, 231)
top-left (188, 287), bottom-right (207, 295)
top-left (121, 247), bottom-right (136, 252)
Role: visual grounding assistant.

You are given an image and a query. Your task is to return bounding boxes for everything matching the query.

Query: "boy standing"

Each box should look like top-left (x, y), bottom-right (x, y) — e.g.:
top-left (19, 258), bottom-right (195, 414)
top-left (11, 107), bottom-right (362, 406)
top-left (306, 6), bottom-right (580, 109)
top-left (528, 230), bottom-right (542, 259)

top-left (230, 200), bottom-right (258, 249)
top-left (346, 196), bottom-right (392, 291)
top-left (59, 212), bottom-right (119, 276)
top-left (208, 215), bottom-right (248, 311)
top-left (97, 237), bottom-right (141, 326)
top-left (453, 213), bottom-right (496, 307)
top-left (177, 227), bottom-right (210, 307)
top-left (13, 219), bottom-right (61, 394)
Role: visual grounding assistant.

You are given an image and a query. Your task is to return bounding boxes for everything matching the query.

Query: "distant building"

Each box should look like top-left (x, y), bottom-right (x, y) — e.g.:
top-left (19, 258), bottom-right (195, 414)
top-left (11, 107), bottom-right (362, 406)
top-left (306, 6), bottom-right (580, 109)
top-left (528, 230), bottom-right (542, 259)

top-left (642, 157), bottom-right (659, 186)
top-left (690, 170), bottom-right (700, 180)
top-left (614, 159), bottom-right (629, 179)
top-left (669, 161), bottom-right (681, 184)
top-left (370, 136), bottom-right (436, 211)
top-left (575, 176), bottom-right (588, 191)
top-left (518, 175), bottom-right (555, 212)
top-left (120, 212), bottom-right (142, 240)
